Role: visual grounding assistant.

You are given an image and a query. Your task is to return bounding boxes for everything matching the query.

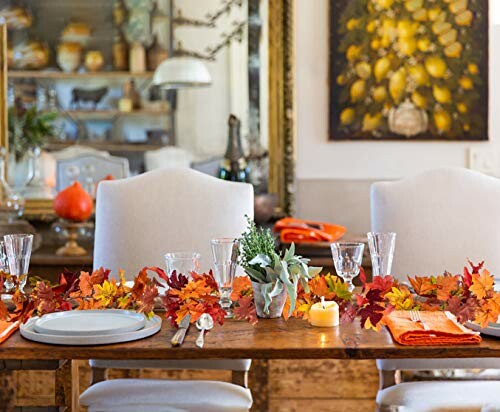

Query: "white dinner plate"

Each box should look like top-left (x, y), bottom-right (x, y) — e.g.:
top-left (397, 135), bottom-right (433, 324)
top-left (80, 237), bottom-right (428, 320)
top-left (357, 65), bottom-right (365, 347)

top-left (33, 310), bottom-right (146, 336)
top-left (21, 314), bottom-right (162, 345)
top-left (466, 316), bottom-right (500, 338)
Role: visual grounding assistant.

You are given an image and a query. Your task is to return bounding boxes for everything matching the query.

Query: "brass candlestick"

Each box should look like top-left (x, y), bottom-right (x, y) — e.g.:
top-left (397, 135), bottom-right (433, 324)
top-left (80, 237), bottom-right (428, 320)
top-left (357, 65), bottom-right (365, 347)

top-left (53, 220), bottom-right (93, 257)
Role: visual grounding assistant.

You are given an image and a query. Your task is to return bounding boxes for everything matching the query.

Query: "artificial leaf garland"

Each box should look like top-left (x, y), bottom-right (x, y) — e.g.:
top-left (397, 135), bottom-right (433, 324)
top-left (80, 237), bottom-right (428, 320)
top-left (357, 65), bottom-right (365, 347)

top-left (162, 271), bottom-right (226, 327)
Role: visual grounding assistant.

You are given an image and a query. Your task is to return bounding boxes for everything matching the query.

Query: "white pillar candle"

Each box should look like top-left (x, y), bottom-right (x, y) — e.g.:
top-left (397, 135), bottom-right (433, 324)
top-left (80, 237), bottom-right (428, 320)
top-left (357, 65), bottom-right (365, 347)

top-left (309, 297), bottom-right (339, 327)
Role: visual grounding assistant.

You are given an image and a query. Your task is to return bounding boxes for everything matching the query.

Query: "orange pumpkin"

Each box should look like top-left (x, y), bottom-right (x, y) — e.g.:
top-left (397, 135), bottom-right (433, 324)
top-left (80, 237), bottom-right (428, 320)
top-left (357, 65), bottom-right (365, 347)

top-left (53, 182), bottom-right (93, 222)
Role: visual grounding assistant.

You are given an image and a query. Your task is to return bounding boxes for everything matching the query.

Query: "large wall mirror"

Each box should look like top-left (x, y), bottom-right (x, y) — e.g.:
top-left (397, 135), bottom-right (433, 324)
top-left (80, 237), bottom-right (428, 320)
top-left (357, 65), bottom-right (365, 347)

top-left (0, 0), bottom-right (294, 219)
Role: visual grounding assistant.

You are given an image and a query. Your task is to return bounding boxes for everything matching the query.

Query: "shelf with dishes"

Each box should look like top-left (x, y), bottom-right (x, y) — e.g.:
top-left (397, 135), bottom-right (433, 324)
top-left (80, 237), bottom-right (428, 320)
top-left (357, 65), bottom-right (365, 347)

top-left (55, 109), bottom-right (170, 121)
top-left (8, 70), bottom-right (155, 80)
top-left (45, 140), bottom-right (166, 153)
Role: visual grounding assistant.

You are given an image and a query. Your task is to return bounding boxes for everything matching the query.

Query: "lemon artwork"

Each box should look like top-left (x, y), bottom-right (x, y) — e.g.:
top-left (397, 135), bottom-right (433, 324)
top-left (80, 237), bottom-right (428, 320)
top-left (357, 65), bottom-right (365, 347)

top-left (330, 0), bottom-right (487, 140)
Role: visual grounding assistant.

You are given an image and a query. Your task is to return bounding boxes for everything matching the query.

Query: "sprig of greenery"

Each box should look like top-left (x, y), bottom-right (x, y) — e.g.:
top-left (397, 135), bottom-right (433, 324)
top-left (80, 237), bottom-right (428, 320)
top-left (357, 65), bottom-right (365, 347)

top-left (239, 215), bottom-right (275, 280)
top-left (8, 105), bottom-right (57, 160)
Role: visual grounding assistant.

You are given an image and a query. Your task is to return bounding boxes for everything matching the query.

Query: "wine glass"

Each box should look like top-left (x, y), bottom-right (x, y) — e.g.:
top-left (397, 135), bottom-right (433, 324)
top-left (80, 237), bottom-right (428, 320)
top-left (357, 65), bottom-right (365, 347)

top-left (164, 252), bottom-right (201, 279)
top-left (367, 232), bottom-right (396, 277)
top-left (210, 238), bottom-right (238, 317)
top-left (330, 242), bottom-right (365, 292)
top-left (4, 234), bottom-right (34, 293)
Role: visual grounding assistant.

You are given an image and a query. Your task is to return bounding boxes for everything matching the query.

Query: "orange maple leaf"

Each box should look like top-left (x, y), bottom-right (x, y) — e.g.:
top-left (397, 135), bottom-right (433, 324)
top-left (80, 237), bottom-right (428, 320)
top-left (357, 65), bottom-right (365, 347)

top-left (470, 269), bottom-right (494, 299)
top-left (475, 299), bottom-right (499, 328)
top-left (230, 276), bottom-right (252, 302)
top-left (409, 276), bottom-right (435, 296)
top-left (435, 274), bottom-right (460, 301)
top-left (79, 272), bottom-right (93, 297)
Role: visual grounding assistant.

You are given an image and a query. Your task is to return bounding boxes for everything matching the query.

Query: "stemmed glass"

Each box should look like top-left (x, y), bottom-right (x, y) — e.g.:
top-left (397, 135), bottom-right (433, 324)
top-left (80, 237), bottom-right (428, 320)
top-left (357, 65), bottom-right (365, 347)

top-left (164, 251), bottom-right (201, 279)
top-left (367, 232), bottom-right (396, 277)
top-left (211, 238), bottom-right (238, 318)
top-left (330, 242), bottom-right (365, 292)
top-left (4, 234), bottom-right (34, 293)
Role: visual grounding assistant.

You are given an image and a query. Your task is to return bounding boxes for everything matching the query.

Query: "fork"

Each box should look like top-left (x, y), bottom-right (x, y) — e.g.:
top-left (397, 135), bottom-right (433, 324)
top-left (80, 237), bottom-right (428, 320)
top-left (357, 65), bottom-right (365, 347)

top-left (409, 310), bottom-right (430, 331)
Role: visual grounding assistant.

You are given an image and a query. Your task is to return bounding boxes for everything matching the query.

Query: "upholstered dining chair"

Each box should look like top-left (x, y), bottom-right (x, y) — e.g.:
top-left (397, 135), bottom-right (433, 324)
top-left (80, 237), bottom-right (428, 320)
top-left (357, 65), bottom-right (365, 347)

top-left (80, 168), bottom-right (253, 411)
top-left (371, 168), bottom-right (500, 410)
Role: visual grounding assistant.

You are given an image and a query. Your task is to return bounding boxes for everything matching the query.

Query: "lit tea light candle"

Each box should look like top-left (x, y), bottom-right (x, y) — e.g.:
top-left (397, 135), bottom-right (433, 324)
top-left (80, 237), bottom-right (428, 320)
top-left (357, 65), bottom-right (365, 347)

top-left (309, 297), bottom-right (339, 327)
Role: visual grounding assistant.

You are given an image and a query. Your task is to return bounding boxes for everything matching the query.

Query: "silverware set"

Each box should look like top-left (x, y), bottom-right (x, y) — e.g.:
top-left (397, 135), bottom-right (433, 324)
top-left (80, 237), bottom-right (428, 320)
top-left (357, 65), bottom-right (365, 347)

top-left (171, 313), bottom-right (214, 348)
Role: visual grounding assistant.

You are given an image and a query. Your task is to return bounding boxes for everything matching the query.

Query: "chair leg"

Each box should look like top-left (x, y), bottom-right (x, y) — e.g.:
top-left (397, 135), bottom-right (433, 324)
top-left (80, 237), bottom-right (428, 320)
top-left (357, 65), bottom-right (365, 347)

top-left (379, 369), bottom-right (397, 390)
top-left (91, 367), bottom-right (108, 385)
top-left (231, 370), bottom-right (248, 388)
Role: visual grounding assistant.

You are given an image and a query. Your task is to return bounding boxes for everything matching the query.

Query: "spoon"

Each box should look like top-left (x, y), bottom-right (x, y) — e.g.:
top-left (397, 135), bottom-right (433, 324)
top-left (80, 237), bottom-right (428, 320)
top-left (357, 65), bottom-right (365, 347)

top-left (195, 313), bottom-right (214, 348)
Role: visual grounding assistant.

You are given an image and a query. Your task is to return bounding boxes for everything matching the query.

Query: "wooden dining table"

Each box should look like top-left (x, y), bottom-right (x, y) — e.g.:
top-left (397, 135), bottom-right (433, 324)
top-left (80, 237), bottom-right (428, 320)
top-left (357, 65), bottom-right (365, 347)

top-left (1, 317), bottom-right (499, 411)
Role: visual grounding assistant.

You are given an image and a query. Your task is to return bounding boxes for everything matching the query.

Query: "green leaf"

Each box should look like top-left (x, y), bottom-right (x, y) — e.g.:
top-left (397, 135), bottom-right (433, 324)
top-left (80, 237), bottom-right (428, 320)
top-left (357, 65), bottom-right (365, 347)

top-left (244, 267), bottom-right (267, 283)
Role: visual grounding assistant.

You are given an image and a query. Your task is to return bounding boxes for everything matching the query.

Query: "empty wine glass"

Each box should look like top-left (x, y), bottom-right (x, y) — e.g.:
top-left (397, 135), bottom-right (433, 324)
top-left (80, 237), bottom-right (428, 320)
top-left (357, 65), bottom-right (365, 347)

top-left (330, 242), bottom-right (365, 292)
top-left (211, 238), bottom-right (238, 317)
top-left (4, 234), bottom-right (33, 293)
top-left (367, 232), bottom-right (396, 277)
top-left (164, 251), bottom-right (201, 279)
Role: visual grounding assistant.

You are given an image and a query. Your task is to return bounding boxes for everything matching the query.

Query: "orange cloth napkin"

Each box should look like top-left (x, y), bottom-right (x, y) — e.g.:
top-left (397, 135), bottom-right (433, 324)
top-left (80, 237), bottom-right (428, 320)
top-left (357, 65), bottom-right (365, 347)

top-left (0, 320), bottom-right (20, 344)
top-left (273, 217), bottom-right (346, 243)
top-left (385, 311), bottom-right (481, 346)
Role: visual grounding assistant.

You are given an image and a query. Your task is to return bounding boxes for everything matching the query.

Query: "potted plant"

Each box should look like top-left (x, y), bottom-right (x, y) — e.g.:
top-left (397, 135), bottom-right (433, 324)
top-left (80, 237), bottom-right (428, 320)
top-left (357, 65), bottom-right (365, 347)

top-left (239, 218), bottom-right (322, 318)
top-left (8, 99), bottom-right (57, 188)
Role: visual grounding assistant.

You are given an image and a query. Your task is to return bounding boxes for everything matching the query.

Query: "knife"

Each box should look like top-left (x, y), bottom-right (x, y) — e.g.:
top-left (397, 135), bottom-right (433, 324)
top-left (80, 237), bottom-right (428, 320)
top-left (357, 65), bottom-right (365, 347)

top-left (171, 314), bottom-right (191, 347)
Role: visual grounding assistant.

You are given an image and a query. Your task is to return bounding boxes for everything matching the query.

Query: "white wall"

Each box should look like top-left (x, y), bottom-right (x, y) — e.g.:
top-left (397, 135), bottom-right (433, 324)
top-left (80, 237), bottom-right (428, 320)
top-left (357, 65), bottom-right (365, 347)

top-left (175, 0), bottom-right (248, 159)
top-left (295, 0), bottom-right (499, 180)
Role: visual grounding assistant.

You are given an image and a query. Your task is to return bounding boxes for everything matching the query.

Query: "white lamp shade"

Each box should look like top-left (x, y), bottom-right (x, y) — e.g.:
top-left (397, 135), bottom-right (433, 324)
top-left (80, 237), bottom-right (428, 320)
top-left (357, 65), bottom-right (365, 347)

top-left (152, 57), bottom-right (212, 89)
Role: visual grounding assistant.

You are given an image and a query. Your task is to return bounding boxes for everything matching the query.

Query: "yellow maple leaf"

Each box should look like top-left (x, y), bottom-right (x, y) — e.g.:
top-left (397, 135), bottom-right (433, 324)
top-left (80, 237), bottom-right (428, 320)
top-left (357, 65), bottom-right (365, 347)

top-left (385, 286), bottom-right (415, 310)
top-left (470, 269), bottom-right (494, 299)
top-left (93, 280), bottom-right (118, 307)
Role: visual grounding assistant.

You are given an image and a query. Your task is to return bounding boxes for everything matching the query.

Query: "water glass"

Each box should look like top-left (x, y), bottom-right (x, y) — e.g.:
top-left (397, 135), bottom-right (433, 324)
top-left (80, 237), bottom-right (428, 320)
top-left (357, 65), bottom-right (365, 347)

top-left (330, 242), bottom-right (365, 292)
top-left (211, 238), bottom-right (238, 317)
top-left (0, 240), bottom-right (10, 291)
top-left (4, 234), bottom-right (33, 293)
top-left (367, 232), bottom-right (396, 277)
top-left (164, 251), bottom-right (201, 278)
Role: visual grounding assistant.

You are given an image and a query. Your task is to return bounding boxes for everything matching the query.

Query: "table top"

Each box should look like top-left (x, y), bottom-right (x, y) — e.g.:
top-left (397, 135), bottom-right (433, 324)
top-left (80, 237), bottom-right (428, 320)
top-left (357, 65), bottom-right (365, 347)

top-left (1, 318), bottom-right (499, 360)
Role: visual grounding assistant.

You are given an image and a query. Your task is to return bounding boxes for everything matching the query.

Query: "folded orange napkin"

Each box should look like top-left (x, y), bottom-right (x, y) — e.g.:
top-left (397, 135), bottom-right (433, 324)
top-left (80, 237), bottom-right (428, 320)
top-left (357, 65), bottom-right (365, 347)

top-left (274, 217), bottom-right (346, 243)
top-left (0, 320), bottom-right (20, 344)
top-left (385, 311), bottom-right (481, 346)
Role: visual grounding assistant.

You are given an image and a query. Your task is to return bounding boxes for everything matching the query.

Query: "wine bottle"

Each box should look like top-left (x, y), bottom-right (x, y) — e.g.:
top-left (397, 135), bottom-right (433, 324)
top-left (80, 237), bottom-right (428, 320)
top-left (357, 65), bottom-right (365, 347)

top-left (218, 114), bottom-right (250, 182)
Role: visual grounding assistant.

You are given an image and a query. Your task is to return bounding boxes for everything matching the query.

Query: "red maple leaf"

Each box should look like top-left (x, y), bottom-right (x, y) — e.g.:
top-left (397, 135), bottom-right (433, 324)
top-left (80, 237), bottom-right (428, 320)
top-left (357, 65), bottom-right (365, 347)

top-left (446, 296), bottom-right (478, 323)
top-left (468, 260), bottom-right (484, 275)
top-left (367, 276), bottom-right (395, 295)
top-left (137, 284), bottom-right (158, 314)
top-left (233, 296), bottom-right (258, 325)
top-left (463, 266), bottom-right (473, 288)
top-left (359, 266), bottom-right (367, 289)
top-left (358, 302), bottom-right (385, 330)
top-left (339, 302), bottom-right (357, 324)
top-left (166, 271), bottom-right (189, 290)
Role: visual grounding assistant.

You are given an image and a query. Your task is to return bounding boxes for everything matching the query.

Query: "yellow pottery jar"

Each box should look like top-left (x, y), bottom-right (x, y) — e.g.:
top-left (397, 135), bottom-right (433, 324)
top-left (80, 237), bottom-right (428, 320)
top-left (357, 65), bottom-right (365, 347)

top-left (84, 50), bottom-right (104, 72)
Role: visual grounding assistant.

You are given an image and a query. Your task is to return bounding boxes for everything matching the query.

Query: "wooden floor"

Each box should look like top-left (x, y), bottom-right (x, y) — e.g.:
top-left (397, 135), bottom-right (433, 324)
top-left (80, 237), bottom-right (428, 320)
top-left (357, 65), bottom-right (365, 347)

top-left (2, 360), bottom-right (379, 411)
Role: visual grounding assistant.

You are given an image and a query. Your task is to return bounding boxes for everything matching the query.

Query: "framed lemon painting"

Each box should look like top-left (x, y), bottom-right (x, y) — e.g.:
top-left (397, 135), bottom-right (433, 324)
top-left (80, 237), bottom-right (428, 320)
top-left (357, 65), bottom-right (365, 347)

top-left (329, 0), bottom-right (488, 140)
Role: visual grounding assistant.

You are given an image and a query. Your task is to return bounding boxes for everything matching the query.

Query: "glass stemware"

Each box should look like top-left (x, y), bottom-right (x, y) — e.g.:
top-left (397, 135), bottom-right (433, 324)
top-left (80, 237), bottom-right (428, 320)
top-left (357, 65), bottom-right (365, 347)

top-left (0, 240), bottom-right (11, 291)
top-left (4, 234), bottom-right (33, 293)
top-left (210, 238), bottom-right (238, 318)
top-left (330, 242), bottom-right (365, 292)
top-left (367, 232), bottom-right (396, 277)
top-left (164, 251), bottom-right (201, 279)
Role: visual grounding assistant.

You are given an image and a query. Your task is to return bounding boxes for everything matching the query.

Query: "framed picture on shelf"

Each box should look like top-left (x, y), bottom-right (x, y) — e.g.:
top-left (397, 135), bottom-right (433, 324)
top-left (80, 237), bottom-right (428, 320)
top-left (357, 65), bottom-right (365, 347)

top-left (329, 0), bottom-right (489, 141)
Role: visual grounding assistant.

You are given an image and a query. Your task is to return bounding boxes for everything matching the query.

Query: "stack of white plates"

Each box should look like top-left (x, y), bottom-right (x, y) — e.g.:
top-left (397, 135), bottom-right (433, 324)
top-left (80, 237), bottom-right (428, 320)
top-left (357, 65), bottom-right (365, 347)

top-left (20, 309), bottom-right (162, 345)
top-left (466, 316), bottom-right (500, 338)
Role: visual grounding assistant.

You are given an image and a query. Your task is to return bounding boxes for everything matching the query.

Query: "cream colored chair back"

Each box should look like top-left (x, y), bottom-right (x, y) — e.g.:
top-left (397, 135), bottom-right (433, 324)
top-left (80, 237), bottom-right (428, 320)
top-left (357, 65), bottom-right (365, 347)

top-left (94, 167), bottom-right (253, 277)
top-left (371, 168), bottom-right (500, 280)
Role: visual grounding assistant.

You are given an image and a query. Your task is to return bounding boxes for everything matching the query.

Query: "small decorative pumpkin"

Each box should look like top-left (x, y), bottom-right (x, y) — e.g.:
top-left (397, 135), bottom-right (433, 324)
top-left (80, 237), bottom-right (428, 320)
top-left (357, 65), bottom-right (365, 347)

top-left (53, 182), bottom-right (93, 222)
